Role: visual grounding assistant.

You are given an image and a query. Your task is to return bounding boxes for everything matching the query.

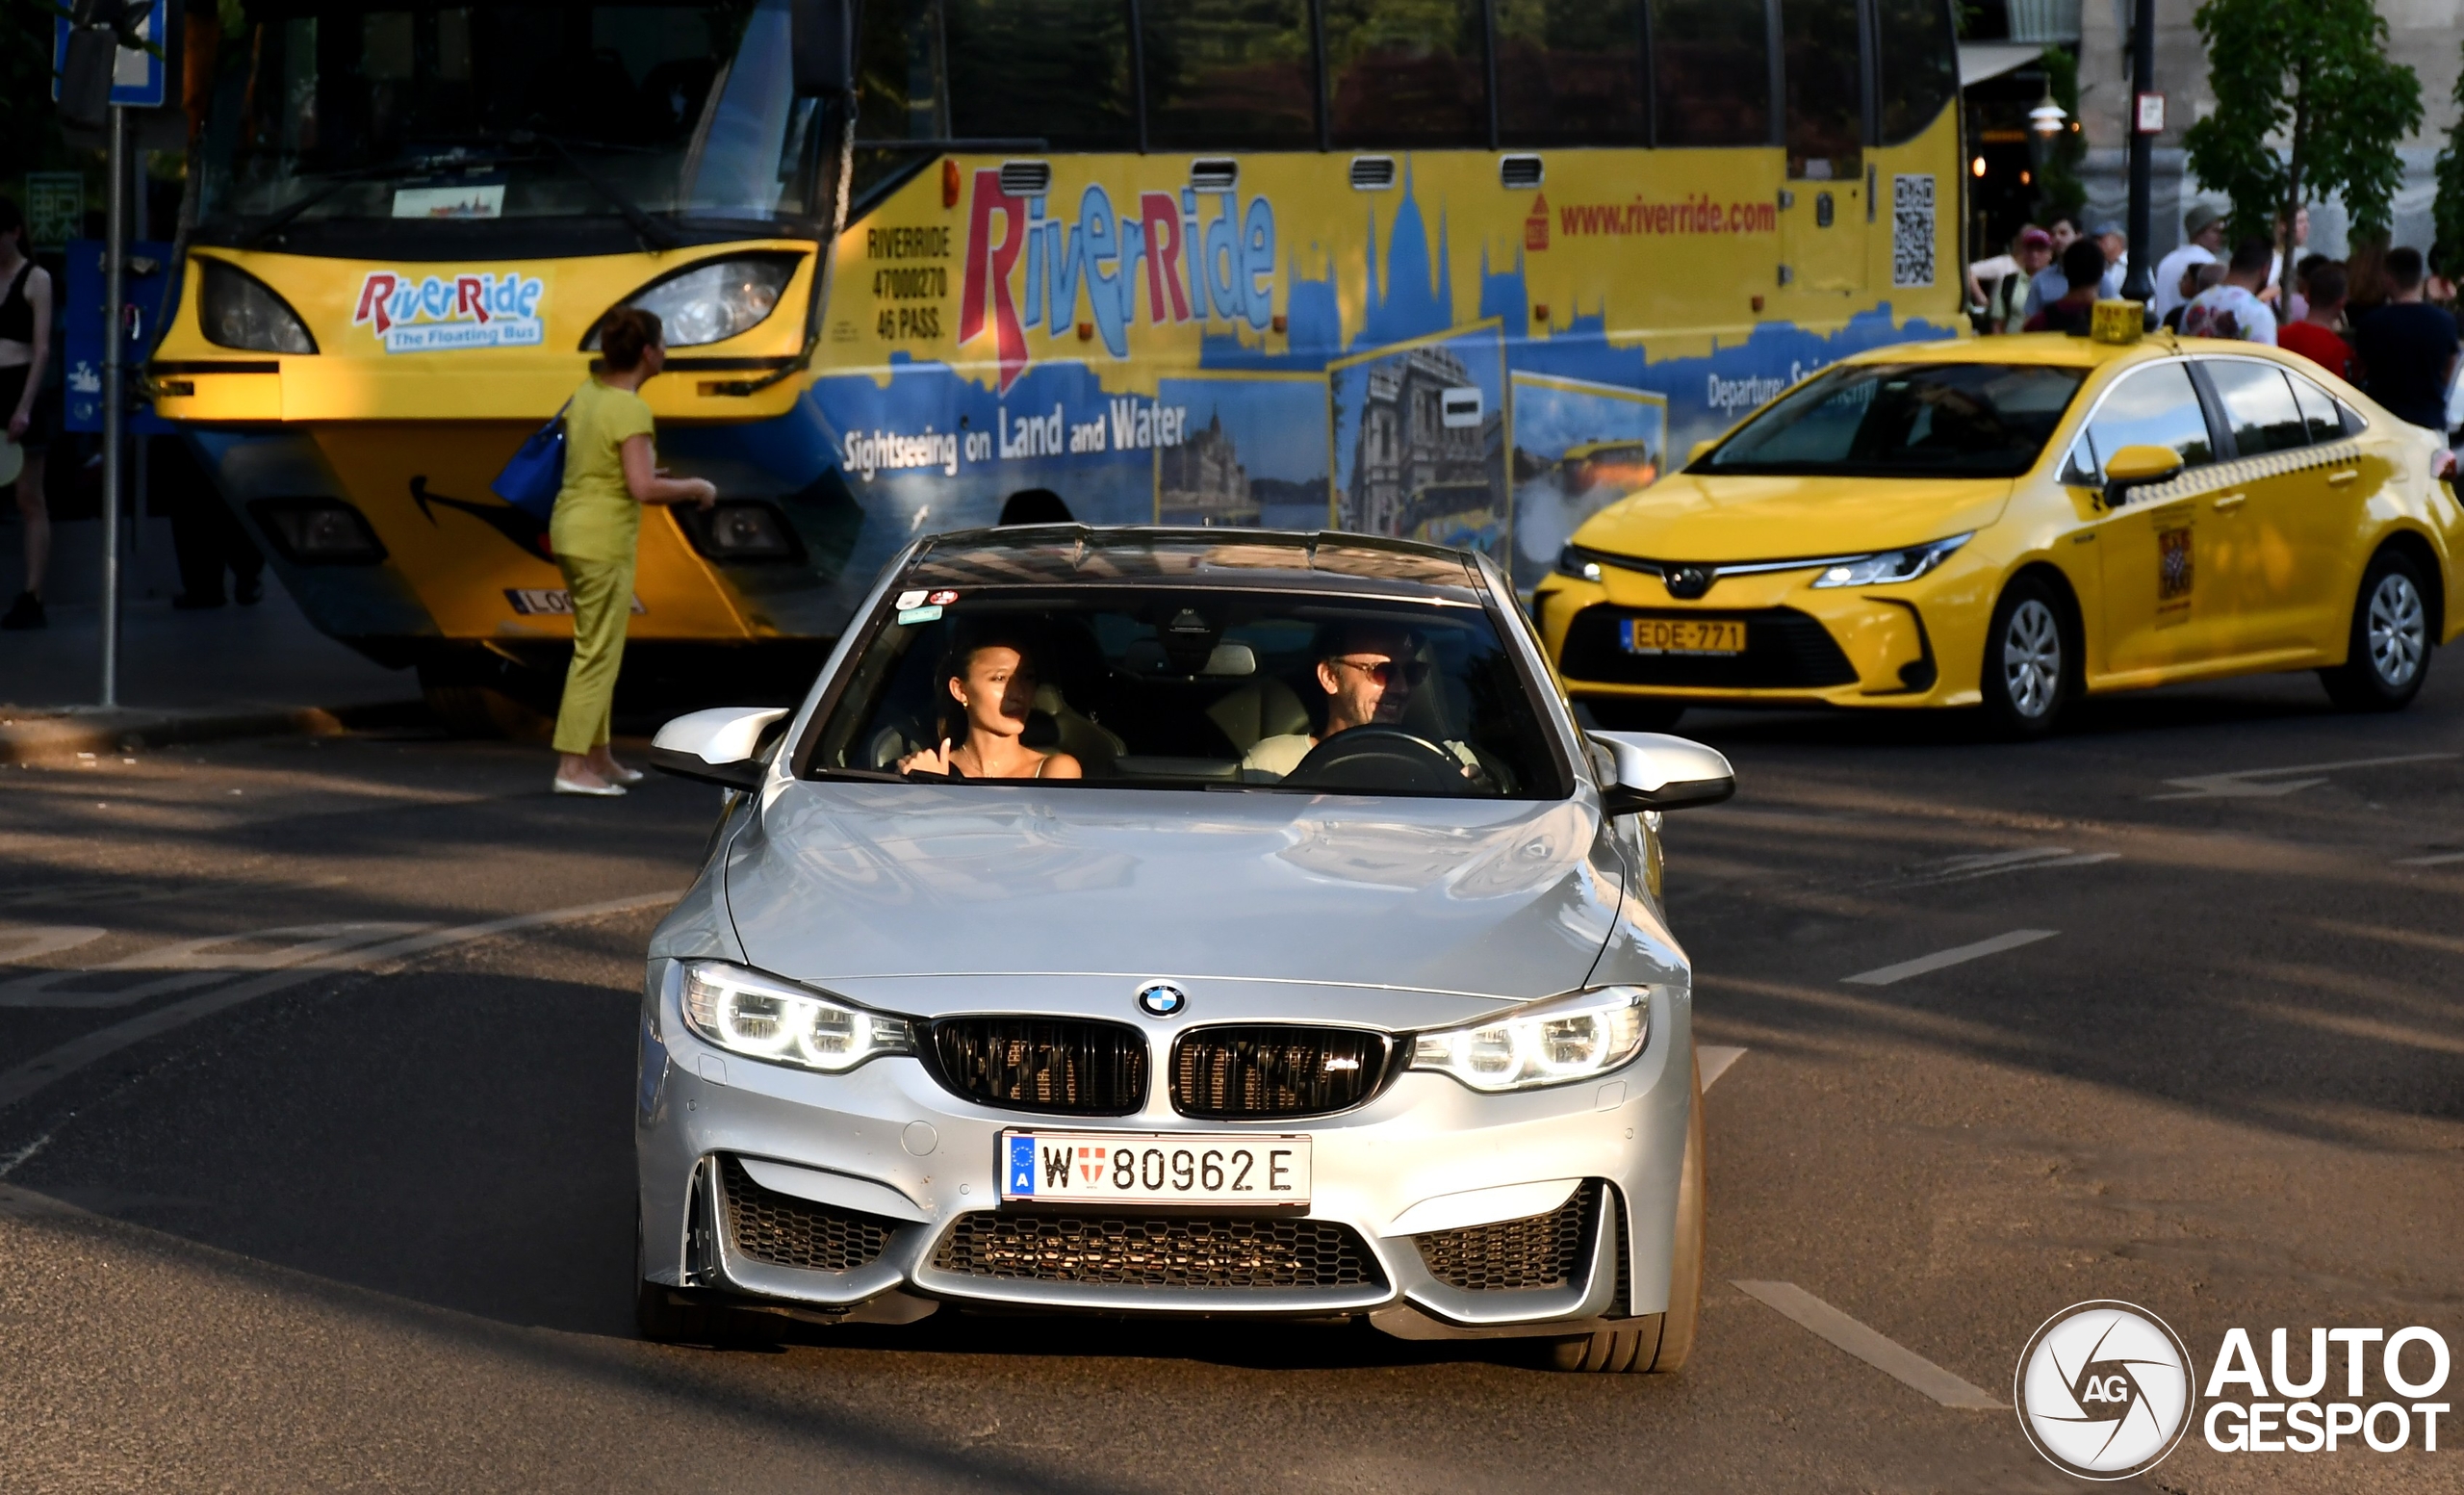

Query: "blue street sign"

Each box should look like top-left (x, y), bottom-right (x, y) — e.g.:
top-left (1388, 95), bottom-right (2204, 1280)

top-left (53, 1), bottom-right (170, 111)
top-left (64, 238), bottom-right (176, 437)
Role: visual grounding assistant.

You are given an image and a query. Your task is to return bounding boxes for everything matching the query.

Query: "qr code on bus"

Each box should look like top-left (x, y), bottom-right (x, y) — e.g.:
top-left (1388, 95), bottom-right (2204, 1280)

top-left (1892, 174), bottom-right (1936, 289)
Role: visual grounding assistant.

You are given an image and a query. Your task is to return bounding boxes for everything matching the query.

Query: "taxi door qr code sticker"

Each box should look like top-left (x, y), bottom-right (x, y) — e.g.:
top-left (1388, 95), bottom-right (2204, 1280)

top-left (1892, 175), bottom-right (1937, 289)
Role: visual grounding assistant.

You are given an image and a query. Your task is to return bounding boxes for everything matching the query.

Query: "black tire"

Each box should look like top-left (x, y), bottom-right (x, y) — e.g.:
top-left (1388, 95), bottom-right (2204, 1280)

top-left (1545, 1056), bottom-right (1706, 1375)
top-left (1979, 576), bottom-right (2073, 739)
top-left (2319, 548), bottom-right (2433, 711)
top-left (1579, 696), bottom-right (1687, 733)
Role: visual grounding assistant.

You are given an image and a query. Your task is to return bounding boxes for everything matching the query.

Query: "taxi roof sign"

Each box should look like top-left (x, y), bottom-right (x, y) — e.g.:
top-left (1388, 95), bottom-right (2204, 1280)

top-left (2091, 298), bottom-right (2146, 346)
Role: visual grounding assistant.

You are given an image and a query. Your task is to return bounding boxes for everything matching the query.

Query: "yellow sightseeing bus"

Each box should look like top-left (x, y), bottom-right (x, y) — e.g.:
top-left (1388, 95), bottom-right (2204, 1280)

top-left (150, 0), bottom-right (1966, 724)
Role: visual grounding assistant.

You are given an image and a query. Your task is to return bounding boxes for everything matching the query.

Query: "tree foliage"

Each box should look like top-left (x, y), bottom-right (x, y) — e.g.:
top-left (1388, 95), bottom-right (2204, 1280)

top-left (2182, 0), bottom-right (2422, 243)
top-left (2436, 39), bottom-right (2464, 275)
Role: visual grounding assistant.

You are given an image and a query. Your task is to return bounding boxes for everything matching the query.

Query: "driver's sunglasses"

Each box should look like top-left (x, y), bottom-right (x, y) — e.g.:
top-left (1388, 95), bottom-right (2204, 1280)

top-left (1333, 656), bottom-right (1428, 687)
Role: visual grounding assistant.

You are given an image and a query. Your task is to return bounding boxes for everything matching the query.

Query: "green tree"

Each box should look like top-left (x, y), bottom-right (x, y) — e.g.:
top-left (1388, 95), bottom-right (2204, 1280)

top-left (2435, 39), bottom-right (2464, 275)
top-left (2182, 0), bottom-right (2422, 246)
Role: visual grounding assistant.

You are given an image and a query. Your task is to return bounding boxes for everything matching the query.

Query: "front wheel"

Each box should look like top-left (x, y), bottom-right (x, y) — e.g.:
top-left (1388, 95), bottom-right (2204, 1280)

top-left (1980, 578), bottom-right (2073, 739)
top-left (2319, 549), bottom-right (2432, 711)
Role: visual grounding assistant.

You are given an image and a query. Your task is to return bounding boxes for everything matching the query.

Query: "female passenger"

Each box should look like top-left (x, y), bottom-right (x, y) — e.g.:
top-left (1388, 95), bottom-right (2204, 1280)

top-left (898, 638), bottom-right (1084, 780)
top-left (548, 306), bottom-right (716, 796)
top-left (0, 198), bottom-right (54, 631)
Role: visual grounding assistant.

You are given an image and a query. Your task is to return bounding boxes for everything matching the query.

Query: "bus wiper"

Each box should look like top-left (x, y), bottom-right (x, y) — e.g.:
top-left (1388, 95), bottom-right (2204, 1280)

top-left (507, 131), bottom-right (680, 250)
top-left (238, 154), bottom-right (519, 248)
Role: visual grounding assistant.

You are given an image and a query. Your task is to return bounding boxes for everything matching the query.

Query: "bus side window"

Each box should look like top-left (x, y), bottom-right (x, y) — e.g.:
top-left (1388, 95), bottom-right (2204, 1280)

top-left (1780, 0), bottom-right (1862, 182)
top-left (1322, 0), bottom-right (1489, 149)
top-left (1871, 0), bottom-right (1959, 144)
top-left (1142, 0), bottom-right (1319, 151)
top-left (945, 0), bottom-right (1137, 150)
top-left (1649, 0), bottom-right (1771, 147)
top-left (1496, 0), bottom-right (1648, 148)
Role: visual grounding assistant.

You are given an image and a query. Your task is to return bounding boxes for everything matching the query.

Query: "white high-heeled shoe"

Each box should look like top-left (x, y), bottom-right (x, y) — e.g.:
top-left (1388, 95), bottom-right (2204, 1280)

top-left (553, 775), bottom-right (627, 797)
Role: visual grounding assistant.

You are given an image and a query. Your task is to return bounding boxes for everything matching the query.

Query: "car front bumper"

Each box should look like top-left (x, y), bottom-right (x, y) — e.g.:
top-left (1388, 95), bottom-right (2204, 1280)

top-left (635, 961), bottom-right (1694, 1338)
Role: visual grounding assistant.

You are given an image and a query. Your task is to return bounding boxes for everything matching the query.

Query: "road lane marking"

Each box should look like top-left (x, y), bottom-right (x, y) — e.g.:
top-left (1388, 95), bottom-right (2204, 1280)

top-left (1731, 1279), bottom-right (2005, 1409)
top-left (0, 923), bottom-right (437, 1010)
top-left (0, 1130), bottom-right (53, 1179)
top-left (0, 890), bottom-right (684, 1114)
top-left (2149, 753), bottom-right (2455, 801)
top-left (1894, 849), bottom-right (2120, 888)
top-left (1842, 929), bottom-right (2058, 987)
top-left (2395, 851), bottom-right (2464, 867)
top-left (1699, 1045), bottom-right (1747, 1091)
top-left (0, 926), bottom-right (109, 965)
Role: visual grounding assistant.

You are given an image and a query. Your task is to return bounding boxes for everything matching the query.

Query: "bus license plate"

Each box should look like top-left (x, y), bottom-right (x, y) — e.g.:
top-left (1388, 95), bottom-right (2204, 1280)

top-left (1000, 1131), bottom-right (1311, 1206)
top-left (1621, 618), bottom-right (1746, 656)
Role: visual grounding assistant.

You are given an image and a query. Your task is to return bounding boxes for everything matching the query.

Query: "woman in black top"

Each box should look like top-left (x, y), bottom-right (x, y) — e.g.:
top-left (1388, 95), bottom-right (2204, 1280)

top-left (0, 197), bottom-right (53, 631)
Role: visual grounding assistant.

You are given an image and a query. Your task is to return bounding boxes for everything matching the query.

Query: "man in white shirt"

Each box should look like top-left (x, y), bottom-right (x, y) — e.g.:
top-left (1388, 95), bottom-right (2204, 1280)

top-left (2152, 204), bottom-right (2225, 321)
top-left (2180, 237), bottom-right (2279, 346)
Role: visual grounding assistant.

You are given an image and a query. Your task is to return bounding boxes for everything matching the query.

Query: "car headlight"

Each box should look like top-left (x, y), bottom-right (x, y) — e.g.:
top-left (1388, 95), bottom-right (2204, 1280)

top-left (1409, 985), bottom-right (1650, 1093)
top-left (597, 255), bottom-right (796, 348)
top-left (1809, 533), bottom-right (1970, 588)
top-left (198, 260), bottom-right (318, 354)
top-left (1555, 544), bottom-right (1606, 582)
top-left (680, 960), bottom-right (914, 1073)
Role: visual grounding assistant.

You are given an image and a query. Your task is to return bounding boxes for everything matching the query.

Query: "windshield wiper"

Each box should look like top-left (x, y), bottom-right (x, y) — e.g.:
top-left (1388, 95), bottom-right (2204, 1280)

top-left (507, 131), bottom-right (680, 250)
top-left (238, 153), bottom-right (520, 248)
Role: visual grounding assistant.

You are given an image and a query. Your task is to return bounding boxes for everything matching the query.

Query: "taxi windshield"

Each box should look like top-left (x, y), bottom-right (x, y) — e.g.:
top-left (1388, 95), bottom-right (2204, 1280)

top-left (1699, 362), bottom-right (2088, 478)
top-left (194, 0), bottom-right (825, 237)
top-left (807, 588), bottom-right (1569, 800)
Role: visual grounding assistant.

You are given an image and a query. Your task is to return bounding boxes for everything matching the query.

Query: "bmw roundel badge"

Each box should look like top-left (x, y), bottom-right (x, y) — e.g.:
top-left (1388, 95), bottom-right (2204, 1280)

top-left (1135, 981), bottom-right (1187, 1018)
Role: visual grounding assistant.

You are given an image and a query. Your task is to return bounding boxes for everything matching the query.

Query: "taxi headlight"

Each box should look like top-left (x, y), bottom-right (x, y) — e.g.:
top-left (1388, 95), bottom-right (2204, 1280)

top-left (1810, 532), bottom-right (1971, 588)
top-left (198, 260), bottom-right (318, 354)
top-left (597, 256), bottom-right (796, 348)
top-left (1410, 985), bottom-right (1650, 1093)
top-left (680, 960), bottom-right (914, 1073)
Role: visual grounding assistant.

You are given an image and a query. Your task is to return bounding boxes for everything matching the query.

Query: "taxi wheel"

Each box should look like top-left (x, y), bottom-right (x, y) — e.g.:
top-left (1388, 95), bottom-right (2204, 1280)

top-left (1544, 1057), bottom-right (1704, 1374)
top-left (1981, 579), bottom-right (2074, 738)
top-left (2321, 550), bottom-right (2432, 711)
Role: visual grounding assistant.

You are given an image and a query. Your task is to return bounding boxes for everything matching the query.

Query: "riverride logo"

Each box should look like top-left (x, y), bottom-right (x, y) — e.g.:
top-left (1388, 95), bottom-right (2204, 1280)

top-left (352, 270), bottom-right (546, 354)
top-left (959, 168), bottom-right (1278, 393)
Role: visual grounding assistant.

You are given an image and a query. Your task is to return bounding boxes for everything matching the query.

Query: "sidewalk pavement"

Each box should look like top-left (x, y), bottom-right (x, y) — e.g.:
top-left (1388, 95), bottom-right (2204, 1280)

top-left (0, 516), bottom-right (423, 761)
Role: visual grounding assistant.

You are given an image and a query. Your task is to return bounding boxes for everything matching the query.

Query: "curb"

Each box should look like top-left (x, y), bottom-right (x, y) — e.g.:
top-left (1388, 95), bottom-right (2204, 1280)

top-left (0, 700), bottom-right (431, 763)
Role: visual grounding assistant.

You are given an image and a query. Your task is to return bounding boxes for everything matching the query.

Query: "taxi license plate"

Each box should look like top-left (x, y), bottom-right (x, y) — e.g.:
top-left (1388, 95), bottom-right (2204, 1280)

top-left (1000, 1131), bottom-right (1310, 1206)
top-left (1621, 618), bottom-right (1746, 656)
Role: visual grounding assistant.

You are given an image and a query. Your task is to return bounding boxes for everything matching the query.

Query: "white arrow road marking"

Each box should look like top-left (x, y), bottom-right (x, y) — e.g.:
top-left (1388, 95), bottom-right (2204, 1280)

top-left (1843, 929), bottom-right (2059, 987)
top-left (1731, 1280), bottom-right (2005, 1409)
top-left (0, 923), bottom-right (437, 1011)
top-left (2395, 851), bottom-right (2464, 867)
top-left (0, 890), bottom-right (684, 1113)
top-left (2148, 753), bottom-right (2455, 801)
top-left (1699, 1045), bottom-right (1748, 1091)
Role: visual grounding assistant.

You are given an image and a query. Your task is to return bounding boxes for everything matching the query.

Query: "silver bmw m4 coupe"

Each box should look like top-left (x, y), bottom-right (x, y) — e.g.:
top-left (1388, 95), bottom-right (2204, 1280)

top-left (637, 527), bottom-right (1733, 1373)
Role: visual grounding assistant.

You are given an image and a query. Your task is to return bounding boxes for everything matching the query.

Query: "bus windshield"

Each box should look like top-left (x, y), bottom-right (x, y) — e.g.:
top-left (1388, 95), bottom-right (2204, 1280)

top-left (1696, 363), bottom-right (2089, 479)
top-left (196, 0), bottom-right (828, 240)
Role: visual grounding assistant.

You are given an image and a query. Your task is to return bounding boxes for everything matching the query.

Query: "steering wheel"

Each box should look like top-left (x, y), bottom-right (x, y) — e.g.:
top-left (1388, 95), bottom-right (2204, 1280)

top-left (1282, 726), bottom-right (1465, 793)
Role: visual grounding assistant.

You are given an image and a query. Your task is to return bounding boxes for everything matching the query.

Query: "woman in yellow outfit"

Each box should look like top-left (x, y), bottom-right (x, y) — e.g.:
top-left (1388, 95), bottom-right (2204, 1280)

top-left (550, 307), bottom-right (715, 796)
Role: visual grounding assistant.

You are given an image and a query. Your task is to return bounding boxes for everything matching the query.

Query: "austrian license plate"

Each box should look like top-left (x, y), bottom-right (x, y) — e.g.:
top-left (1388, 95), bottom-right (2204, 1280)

top-left (1000, 1131), bottom-right (1311, 1206)
top-left (1621, 618), bottom-right (1746, 656)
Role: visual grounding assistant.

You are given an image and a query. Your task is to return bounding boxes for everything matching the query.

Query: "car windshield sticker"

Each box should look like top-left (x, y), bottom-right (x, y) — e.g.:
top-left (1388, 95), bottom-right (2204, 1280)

top-left (894, 589), bottom-right (928, 609)
top-left (927, 589), bottom-right (960, 605)
top-left (897, 604), bottom-right (943, 625)
top-left (2156, 523), bottom-right (2194, 626)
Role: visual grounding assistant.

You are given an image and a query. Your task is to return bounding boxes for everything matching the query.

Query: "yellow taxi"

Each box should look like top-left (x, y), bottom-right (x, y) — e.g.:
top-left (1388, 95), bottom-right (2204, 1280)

top-left (1534, 331), bottom-right (2464, 735)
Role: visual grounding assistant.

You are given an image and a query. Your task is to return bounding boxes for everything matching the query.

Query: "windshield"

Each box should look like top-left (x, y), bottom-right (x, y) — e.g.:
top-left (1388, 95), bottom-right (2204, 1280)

top-left (196, 0), bottom-right (826, 233)
top-left (1699, 362), bottom-right (2088, 478)
top-left (808, 587), bottom-right (1569, 800)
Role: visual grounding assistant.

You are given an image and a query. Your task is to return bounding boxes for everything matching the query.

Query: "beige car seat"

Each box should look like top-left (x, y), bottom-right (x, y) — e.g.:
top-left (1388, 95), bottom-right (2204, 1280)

top-left (1206, 675), bottom-right (1311, 754)
top-left (1034, 683), bottom-right (1125, 774)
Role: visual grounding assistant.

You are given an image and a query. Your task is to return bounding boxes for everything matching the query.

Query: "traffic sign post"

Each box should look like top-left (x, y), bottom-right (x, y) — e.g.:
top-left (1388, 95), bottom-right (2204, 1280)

top-left (101, 103), bottom-right (126, 708)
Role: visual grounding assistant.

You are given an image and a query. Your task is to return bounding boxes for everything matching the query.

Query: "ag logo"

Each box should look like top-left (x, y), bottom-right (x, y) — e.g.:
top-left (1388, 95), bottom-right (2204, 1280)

top-left (2015, 1300), bottom-right (2194, 1481)
top-left (1134, 981), bottom-right (1187, 1018)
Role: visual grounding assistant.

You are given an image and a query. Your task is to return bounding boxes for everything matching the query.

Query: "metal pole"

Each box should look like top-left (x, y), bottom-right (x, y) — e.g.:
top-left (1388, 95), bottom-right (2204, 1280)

top-left (100, 103), bottom-right (126, 708)
top-left (2121, 0), bottom-right (2156, 311)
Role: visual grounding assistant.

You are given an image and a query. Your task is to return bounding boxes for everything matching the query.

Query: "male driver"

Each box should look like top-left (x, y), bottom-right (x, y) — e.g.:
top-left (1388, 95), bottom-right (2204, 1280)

top-left (2153, 204), bottom-right (2225, 321)
top-left (1241, 622), bottom-right (1431, 780)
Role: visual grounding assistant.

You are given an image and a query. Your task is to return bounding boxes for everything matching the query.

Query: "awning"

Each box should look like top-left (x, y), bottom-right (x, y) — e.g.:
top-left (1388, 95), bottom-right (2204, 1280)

top-left (1959, 42), bottom-right (2045, 88)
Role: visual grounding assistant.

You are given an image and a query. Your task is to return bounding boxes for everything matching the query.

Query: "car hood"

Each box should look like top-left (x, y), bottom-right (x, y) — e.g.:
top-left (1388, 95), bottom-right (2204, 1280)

top-left (1577, 473), bottom-right (2015, 561)
top-left (721, 783), bottom-right (1624, 1005)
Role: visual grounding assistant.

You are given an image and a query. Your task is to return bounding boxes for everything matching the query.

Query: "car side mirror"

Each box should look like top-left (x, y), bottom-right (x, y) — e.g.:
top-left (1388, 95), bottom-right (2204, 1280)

top-left (790, 0), bottom-right (856, 96)
top-left (651, 707), bottom-right (790, 790)
top-left (1587, 731), bottom-right (1736, 815)
top-left (2100, 443), bottom-right (2183, 508)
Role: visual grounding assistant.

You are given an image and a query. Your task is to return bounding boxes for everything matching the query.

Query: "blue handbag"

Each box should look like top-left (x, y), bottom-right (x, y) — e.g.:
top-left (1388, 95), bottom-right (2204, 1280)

top-left (491, 402), bottom-right (570, 521)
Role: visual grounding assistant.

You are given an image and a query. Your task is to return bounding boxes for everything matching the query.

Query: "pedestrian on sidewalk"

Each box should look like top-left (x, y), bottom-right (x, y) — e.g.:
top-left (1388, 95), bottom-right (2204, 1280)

top-left (2349, 247), bottom-right (2460, 435)
top-left (2024, 240), bottom-right (2111, 335)
top-left (547, 307), bottom-right (715, 797)
top-left (2276, 262), bottom-right (2353, 380)
top-left (0, 197), bottom-right (54, 632)
top-left (2181, 238), bottom-right (2278, 345)
top-left (1971, 227), bottom-right (2052, 335)
top-left (2152, 204), bottom-right (2224, 322)
top-left (2024, 217), bottom-right (2127, 320)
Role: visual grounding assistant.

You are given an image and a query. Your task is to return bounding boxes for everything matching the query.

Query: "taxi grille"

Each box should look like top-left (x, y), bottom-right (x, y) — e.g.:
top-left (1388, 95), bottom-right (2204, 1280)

top-left (935, 1212), bottom-right (1381, 1289)
top-left (719, 1156), bottom-right (898, 1273)
top-left (1560, 605), bottom-right (1858, 688)
top-left (924, 1018), bottom-right (1147, 1115)
top-left (1414, 1181), bottom-right (1600, 1291)
top-left (1170, 1026), bottom-right (1396, 1119)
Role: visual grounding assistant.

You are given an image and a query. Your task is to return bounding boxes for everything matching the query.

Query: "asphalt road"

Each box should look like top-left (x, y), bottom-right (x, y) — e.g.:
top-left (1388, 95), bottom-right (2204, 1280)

top-left (2, 667), bottom-right (2458, 1493)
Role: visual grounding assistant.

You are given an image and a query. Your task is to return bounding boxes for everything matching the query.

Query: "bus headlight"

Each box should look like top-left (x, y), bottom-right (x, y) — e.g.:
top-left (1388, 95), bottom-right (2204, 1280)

top-left (198, 261), bottom-right (318, 354)
top-left (597, 256), bottom-right (797, 348)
